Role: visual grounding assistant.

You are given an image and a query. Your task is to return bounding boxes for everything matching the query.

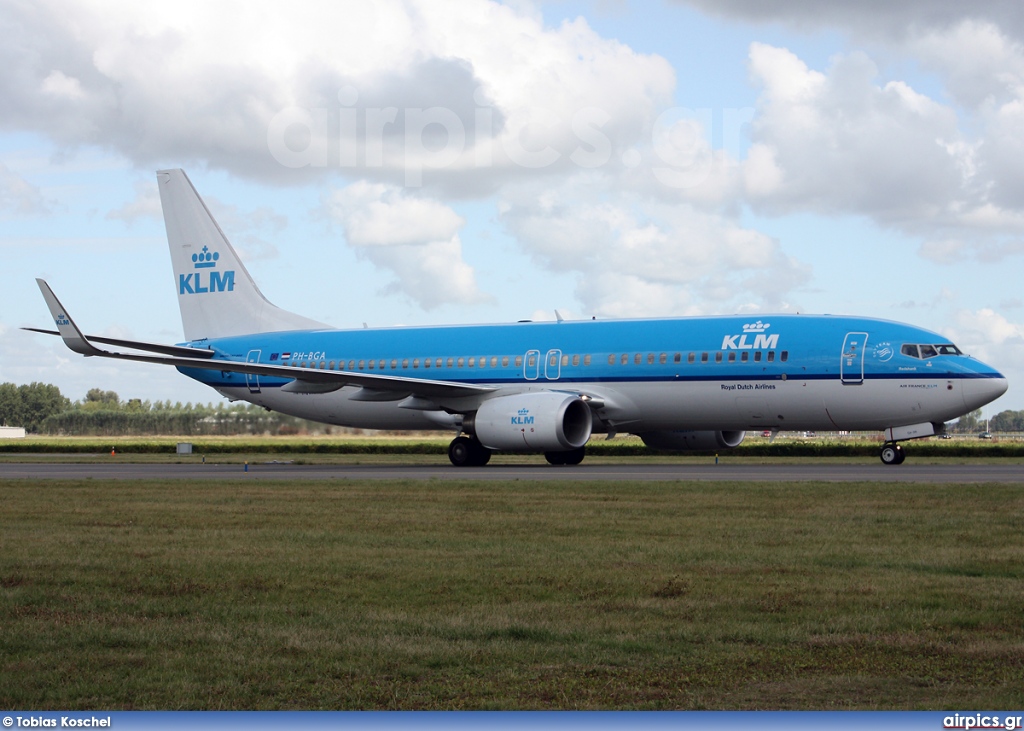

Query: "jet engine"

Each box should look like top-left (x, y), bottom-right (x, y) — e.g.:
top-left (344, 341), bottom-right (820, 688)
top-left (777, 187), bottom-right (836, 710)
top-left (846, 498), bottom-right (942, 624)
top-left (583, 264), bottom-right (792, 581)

top-left (638, 430), bottom-right (746, 451)
top-left (467, 391), bottom-right (593, 451)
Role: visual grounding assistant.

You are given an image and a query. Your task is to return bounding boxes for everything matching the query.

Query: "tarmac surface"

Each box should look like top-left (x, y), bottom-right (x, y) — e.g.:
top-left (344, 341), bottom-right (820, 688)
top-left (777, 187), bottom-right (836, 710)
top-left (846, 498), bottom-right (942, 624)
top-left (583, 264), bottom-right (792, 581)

top-left (0, 461), bottom-right (1021, 482)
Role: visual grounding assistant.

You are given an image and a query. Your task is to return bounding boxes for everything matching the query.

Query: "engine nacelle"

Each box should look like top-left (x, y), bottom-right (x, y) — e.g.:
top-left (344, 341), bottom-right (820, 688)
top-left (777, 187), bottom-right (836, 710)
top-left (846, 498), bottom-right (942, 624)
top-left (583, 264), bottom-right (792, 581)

top-left (638, 430), bottom-right (746, 451)
top-left (468, 391), bottom-right (593, 452)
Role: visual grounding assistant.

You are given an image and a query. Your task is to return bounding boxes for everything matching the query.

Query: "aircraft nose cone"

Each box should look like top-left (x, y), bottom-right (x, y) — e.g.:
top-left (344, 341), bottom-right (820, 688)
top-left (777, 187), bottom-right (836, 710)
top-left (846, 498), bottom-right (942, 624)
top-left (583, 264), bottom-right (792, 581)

top-left (962, 375), bottom-right (1008, 412)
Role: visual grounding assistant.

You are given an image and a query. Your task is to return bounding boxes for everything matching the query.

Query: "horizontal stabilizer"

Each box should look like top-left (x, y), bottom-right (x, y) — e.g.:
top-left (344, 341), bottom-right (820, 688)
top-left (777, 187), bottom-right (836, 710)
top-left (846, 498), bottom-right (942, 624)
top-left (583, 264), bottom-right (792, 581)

top-left (21, 327), bottom-right (215, 359)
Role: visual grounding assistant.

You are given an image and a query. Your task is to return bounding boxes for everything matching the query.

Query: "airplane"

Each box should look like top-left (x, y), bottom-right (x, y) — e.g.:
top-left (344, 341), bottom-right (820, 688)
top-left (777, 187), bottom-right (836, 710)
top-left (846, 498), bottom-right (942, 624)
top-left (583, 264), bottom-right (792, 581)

top-left (28, 169), bottom-right (1008, 466)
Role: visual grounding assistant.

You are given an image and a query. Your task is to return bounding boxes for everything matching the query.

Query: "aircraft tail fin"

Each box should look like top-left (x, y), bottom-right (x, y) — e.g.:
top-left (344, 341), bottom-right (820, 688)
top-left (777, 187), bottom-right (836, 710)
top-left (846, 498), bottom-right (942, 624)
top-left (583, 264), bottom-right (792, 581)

top-left (157, 169), bottom-right (330, 341)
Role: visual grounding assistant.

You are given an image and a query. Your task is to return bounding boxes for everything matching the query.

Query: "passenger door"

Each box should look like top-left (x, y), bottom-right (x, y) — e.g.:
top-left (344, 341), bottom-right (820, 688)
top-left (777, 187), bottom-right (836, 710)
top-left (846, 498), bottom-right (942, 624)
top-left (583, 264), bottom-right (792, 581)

top-left (840, 333), bottom-right (867, 385)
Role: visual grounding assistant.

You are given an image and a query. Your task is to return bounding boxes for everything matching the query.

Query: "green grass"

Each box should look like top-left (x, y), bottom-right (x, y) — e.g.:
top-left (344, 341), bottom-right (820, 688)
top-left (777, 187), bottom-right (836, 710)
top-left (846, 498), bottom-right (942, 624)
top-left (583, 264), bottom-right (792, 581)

top-left (1, 479), bottom-right (1023, 709)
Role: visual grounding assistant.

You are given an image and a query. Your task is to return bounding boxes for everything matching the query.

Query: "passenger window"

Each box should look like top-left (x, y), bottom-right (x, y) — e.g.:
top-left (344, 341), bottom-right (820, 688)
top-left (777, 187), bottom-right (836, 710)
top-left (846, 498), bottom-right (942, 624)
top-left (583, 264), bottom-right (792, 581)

top-left (901, 344), bottom-right (920, 359)
top-left (584, 355), bottom-right (591, 366)
top-left (660, 353), bottom-right (667, 364)
top-left (329, 361), bottom-right (335, 370)
top-left (561, 355), bottom-right (568, 367)
top-left (919, 344), bottom-right (938, 358)
top-left (780, 351), bottom-right (788, 362)
top-left (715, 352), bottom-right (723, 363)
top-left (608, 354), bottom-right (615, 365)
top-left (647, 353), bottom-right (655, 365)
top-left (349, 360), bottom-right (356, 370)
top-left (674, 353), bottom-right (681, 364)
top-left (754, 352), bottom-right (761, 363)
top-left (468, 357), bottom-right (475, 367)
top-left (767, 351), bottom-right (775, 363)
top-left (634, 353), bottom-right (642, 365)
top-left (572, 354), bottom-right (579, 366)
top-left (528, 355), bottom-right (536, 367)
top-left (515, 356), bottom-right (523, 367)
top-left (368, 361), bottom-right (375, 370)
top-left (502, 356), bottom-right (509, 367)
top-left (447, 358), bottom-right (454, 367)
top-left (741, 352), bottom-right (749, 363)
top-left (401, 359), bottom-right (409, 369)
top-left (391, 359), bottom-right (398, 369)
top-left (412, 359), bottom-right (419, 368)
top-left (727, 352), bottom-right (736, 363)
top-left (491, 356), bottom-right (498, 367)
top-left (621, 354), bottom-right (628, 365)
top-left (358, 360), bottom-right (365, 370)
top-left (688, 353), bottom-right (695, 364)
top-left (701, 352), bottom-right (708, 363)
top-left (458, 357), bottom-right (465, 367)
top-left (480, 357), bottom-right (487, 369)
top-left (424, 359), bottom-right (430, 368)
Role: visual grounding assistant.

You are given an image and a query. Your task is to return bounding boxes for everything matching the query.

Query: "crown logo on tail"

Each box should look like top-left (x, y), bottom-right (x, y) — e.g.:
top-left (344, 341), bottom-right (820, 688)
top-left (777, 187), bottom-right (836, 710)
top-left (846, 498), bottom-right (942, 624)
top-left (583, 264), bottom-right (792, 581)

top-left (192, 246), bottom-right (220, 269)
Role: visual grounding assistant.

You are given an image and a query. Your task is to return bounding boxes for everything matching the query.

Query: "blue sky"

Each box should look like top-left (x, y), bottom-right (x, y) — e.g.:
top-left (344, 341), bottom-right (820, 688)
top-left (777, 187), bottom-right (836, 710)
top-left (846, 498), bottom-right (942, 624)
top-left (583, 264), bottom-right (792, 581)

top-left (1, 0), bottom-right (1021, 416)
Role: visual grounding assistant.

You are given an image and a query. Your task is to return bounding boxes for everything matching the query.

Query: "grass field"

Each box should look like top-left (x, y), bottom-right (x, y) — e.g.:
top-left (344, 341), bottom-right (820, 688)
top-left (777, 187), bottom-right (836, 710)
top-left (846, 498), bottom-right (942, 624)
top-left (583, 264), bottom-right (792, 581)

top-left (1, 478), bottom-right (1022, 709)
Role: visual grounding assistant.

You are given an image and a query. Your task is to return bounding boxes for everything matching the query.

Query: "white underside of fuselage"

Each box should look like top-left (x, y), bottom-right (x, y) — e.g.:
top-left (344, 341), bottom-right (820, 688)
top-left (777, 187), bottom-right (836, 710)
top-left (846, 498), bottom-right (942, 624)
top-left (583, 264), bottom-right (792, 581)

top-left (213, 374), bottom-right (981, 436)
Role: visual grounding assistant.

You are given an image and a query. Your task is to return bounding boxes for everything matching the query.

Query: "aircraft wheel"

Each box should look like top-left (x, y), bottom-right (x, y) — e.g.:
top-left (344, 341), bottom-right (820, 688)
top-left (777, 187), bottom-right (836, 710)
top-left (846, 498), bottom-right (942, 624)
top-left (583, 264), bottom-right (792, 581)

top-left (545, 447), bottom-right (585, 466)
top-left (562, 446), bottom-right (586, 465)
top-left (449, 436), bottom-right (491, 467)
top-left (880, 443), bottom-right (902, 465)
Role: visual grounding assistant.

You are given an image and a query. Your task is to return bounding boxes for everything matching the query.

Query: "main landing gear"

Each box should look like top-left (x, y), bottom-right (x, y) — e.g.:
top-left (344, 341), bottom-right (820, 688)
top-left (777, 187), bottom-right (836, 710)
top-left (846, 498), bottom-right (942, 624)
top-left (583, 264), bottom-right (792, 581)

top-left (879, 442), bottom-right (906, 465)
top-left (446, 436), bottom-right (588, 467)
top-left (545, 447), bottom-right (586, 465)
top-left (448, 436), bottom-right (491, 467)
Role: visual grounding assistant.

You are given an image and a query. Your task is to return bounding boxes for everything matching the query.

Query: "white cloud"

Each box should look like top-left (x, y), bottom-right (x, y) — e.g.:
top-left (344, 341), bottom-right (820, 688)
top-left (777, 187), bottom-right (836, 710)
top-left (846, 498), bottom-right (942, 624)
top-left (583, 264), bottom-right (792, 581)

top-left (0, 0), bottom-right (673, 190)
top-left (499, 172), bottom-right (810, 318)
top-left (0, 163), bottom-right (49, 215)
top-left (946, 309), bottom-right (1024, 389)
top-left (106, 180), bottom-right (161, 223)
top-left (326, 182), bottom-right (488, 309)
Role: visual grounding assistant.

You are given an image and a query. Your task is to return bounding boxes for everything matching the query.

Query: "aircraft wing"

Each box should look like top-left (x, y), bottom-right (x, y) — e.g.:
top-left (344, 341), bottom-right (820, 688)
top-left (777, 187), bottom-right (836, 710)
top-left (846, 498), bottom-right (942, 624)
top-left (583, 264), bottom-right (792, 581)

top-left (32, 279), bottom-right (496, 400)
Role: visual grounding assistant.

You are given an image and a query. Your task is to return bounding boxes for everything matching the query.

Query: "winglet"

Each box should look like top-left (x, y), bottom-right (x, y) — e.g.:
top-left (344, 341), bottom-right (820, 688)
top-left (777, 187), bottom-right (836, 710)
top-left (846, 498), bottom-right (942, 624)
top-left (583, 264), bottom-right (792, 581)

top-left (34, 279), bottom-right (104, 356)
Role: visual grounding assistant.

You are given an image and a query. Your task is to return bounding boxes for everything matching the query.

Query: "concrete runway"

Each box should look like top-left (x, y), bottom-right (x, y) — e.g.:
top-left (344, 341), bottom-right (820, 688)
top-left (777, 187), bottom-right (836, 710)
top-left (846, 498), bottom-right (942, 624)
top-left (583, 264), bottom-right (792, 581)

top-left (0, 461), bottom-right (1021, 482)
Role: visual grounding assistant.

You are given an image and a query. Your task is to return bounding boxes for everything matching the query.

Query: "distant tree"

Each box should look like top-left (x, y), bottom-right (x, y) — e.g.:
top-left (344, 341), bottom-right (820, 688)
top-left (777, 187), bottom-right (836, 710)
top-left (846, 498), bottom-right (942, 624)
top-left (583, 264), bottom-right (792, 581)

top-left (990, 410), bottom-right (1024, 432)
top-left (85, 388), bottom-right (120, 405)
top-left (953, 409), bottom-right (983, 433)
top-left (0, 382), bottom-right (71, 432)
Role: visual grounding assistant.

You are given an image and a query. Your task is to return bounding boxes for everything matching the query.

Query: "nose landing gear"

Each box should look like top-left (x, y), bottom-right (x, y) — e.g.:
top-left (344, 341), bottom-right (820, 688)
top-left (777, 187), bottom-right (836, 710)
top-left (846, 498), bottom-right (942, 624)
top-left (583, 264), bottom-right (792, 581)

top-left (880, 442), bottom-right (906, 465)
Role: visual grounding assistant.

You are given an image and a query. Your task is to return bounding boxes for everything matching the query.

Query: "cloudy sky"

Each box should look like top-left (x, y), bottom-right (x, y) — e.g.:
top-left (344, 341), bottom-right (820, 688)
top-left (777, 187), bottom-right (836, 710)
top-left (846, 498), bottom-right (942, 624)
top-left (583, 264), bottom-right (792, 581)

top-left (1, 0), bottom-right (1021, 415)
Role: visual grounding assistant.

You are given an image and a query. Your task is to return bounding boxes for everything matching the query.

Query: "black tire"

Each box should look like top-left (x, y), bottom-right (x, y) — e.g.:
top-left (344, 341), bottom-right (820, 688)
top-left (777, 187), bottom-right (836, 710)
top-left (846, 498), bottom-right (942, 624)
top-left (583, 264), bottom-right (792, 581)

top-left (449, 436), bottom-right (492, 467)
top-left (880, 443), bottom-right (901, 465)
top-left (449, 436), bottom-right (474, 467)
top-left (545, 447), bottom-right (585, 466)
top-left (470, 441), bottom-right (492, 466)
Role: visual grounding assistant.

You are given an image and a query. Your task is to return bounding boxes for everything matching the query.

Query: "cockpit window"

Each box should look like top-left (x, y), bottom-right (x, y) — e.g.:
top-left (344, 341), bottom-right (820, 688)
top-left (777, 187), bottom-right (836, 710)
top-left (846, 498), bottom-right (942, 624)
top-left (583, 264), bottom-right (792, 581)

top-left (901, 343), bottom-right (962, 359)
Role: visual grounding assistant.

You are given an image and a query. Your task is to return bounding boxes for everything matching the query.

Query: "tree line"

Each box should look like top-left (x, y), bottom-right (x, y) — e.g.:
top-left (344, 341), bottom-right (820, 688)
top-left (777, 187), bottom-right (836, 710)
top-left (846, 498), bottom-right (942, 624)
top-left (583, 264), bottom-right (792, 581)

top-left (0, 383), bottom-right (345, 436)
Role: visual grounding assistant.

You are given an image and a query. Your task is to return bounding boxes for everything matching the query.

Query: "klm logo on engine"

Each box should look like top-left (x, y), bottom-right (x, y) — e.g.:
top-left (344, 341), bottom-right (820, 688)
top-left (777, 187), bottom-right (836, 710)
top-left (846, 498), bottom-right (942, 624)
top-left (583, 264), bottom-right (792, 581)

top-left (722, 321), bottom-right (779, 350)
top-left (511, 407), bottom-right (535, 425)
top-left (179, 245), bottom-right (235, 295)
